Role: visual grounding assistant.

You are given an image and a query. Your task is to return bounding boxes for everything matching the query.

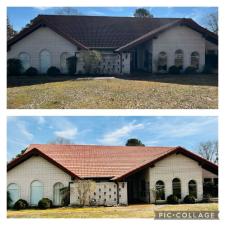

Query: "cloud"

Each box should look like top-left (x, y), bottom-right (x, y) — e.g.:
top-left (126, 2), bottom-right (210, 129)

top-left (33, 7), bottom-right (51, 11)
top-left (99, 121), bottom-right (144, 145)
top-left (37, 116), bottom-right (46, 125)
top-left (17, 122), bottom-right (33, 140)
top-left (54, 128), bottom-right (78, 139)
top-left (86, 10), bottom-right (106, 16)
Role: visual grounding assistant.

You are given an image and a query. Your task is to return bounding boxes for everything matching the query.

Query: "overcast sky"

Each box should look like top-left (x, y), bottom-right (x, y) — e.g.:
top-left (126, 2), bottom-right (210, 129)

top-left (7, 116), bottom-right (218, 160)
top-left (7, 7), bottom-right (218, 32)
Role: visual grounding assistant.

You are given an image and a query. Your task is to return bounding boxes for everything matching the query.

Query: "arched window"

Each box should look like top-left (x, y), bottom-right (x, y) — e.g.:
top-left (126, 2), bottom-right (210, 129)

top-left (189, 180), bottom-right (197, 198)
top-left (158, 51), bottom-right (167, 72)
top-left (53, 182), bottom-right (64, 206)
top-left (7, 183), bottom-right (20, 205)
top-left (155, 180), bottom-right (165, 200)
top-left (191, 52), bottom-right (200, 69)
top-left (40, 49), bottom-right (51, 74)
top-left (172, 178), bottom-right (181, 199)
top-left (175, 49), bottom-right (184, 69)
top-left (18, 52), bottom-right (30, 71)
top-left (30, 180), bottom-right (43, 206)
top-left (60, 52), bottom-right (69, 74)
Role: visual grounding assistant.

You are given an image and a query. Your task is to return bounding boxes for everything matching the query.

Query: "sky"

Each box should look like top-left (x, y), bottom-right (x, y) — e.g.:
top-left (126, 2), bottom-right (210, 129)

top-left (7, 7), bottom-right (218, 32)
top-left (7, 116), bottom-right (218, 161)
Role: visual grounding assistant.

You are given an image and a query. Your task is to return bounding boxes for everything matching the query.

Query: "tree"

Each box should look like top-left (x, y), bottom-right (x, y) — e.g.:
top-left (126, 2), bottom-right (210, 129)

top-left (207, 12), bottom-right (218, 34)
top-left (55, 7), bottom-right (80, 15)
top-left (7, 17), bottom-right (17, 40)
top-left (126, 138), bottom-right (145, 146)
top-left (76, 180), bottom-right (96, 206)
top-left (134, 8), bottom-right (154, 18)
top-left (198, 140), bottom-right (218, 164)
top-left (80, 50), bottom-right (102, 74)
top-left (49, 137), bottom-right (72, 144)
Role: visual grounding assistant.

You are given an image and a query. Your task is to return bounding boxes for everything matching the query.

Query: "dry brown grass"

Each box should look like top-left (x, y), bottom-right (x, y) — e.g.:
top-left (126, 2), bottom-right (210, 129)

top-left (7, 74), bottom-right (218, 109)
top-left (7, 203), bottom-right (218, 218)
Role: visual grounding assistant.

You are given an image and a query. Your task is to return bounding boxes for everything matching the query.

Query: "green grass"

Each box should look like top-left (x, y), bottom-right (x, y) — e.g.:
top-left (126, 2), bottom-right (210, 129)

top-left (7, 203), bottom-right (218, 218)
top-left (7, 74), bottom-right (218, 109)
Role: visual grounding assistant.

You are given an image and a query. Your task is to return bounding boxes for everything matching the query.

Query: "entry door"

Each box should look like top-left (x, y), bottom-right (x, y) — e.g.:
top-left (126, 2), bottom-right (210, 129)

top-left (31, 181), bottom-right (43, 206)
top-left (40, 50), bottom-right (51, 74)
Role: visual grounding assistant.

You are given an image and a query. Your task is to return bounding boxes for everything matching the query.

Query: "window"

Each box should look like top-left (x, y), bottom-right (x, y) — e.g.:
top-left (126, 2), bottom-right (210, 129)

top-left (155, 180), bottom-right (165, 200)
top-left (18, 52), bottom-right (30, 71)
top-left (8, 183), bottom-right (20, 205)
top-left (172, 178), bottom-right (181, 199)
top-left (30, 180), bottom-right (44, 206)
top-left (191, 51), bottom-right (200, 69)
top-left (40, 49), bottom-right (51, 73)
top-left (53, 182), bottom-right (64, 206)
top-left (175, 49), bottom-right (184, 69)
top-left (158, 51), bottom-right (167, 71)
top-left (60, 52), bottom-right (69, 74)
top-left (188, 180), bottom-right (197, 198)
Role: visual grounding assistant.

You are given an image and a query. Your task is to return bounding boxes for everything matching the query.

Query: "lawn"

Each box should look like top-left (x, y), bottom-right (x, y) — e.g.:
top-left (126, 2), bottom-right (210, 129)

top-left (7, 203), bottom-right (218, 218)
top-left (7, 74), bottom-right (218, 109)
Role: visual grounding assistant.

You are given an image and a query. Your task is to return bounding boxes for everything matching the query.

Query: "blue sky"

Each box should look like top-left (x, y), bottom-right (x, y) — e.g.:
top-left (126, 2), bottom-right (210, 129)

top-left (7, 7), bottom-right (218, 32)
top-left (7, 116), bottom-right (218, 160)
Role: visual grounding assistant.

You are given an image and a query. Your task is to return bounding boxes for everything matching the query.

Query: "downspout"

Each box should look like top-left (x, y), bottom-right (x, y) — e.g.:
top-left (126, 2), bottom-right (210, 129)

top-left (116, 181), bottom-right (120, 205)
top-left (120, 53), bottom-right (123, 74)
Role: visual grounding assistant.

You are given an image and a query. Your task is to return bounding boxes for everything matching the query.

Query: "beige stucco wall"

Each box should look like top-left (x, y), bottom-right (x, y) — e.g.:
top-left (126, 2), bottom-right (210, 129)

top-left (7, 27), bottom-right (77, 73)
top-left (7, 156), bottom-right (71, 205)
top-left (152, 26), bottom-right (206, 72)
top-left (149, 153), bottom-right (203, 203)
top-left (70, 181), bottom-right (127, 206)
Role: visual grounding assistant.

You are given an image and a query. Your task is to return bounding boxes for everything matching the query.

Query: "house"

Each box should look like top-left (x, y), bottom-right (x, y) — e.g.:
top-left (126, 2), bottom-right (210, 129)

top-left (7, 15), bottom-right (218, 75)
top-left (7, 144), bottom-right (218, 206)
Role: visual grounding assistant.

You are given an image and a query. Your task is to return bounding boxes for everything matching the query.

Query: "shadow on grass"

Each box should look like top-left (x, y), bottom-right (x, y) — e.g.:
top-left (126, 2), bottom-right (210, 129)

top-left (7, 73), bottom-right (218, 88)
top-left (119, 73), bottom-right (218, 87)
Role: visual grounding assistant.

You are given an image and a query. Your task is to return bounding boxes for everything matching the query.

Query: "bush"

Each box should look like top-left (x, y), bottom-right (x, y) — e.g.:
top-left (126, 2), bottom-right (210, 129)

top-left (47, 66), bottom-right (61, 76)
top-left (167, 194), bottom-right (179, 204)
top-left (184, 66), bottom-right (198, 74)
top-left (7, 191), bottom-right (12, 209)
top-left (168, 65), bottom-right (181, 74)
top-left (38, 198), bottom-right (53, 209)
top-left (24, 67), bottom-right (39, 76)
top-left (7, 58), bottom-right (23, 76)
top-left (67, 56), bottom-right (77, 75)
top-left (13, 199), bottom-right (29, 210)
top-left (183, 195), bottom-right (195, 204)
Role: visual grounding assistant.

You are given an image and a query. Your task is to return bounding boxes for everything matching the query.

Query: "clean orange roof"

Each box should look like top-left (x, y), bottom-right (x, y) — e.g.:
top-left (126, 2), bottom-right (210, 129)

top-left (8, 144), bottom-right (218, 180)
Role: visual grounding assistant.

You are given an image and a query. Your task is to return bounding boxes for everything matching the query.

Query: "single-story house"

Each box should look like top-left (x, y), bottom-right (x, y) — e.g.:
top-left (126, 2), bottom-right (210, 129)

top-left (7, 144), bottom-right (218, 206)
top-left (7, 15), bottom-right (218, 75)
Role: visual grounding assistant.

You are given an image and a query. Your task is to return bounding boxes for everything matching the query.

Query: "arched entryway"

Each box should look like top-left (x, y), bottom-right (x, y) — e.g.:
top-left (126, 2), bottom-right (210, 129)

top-left (53, 182), bottom-right (64, 206)
top-left (30, 180), bottom-right (43, 206)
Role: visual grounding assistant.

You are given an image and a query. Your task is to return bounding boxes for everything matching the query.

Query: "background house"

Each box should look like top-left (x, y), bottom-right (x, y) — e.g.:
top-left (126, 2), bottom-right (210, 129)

top-left (7, 15), bottom-right (218, 75)
top-left (7, 144), bottom-right (218, 206)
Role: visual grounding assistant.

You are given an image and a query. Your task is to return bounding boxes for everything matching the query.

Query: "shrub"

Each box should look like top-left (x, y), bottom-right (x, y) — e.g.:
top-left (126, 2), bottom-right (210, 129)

top-left (167, 194), bottom-right (179, 204)
top-left (13, 199), bottom-right (29, 210)
top-left (7, 58), bottom-right (23, 76)
top-left (38, 198), bottom-right (53, 209)
top-left (184, 66), bottom-right (198, 74)
top-left (7, 191), bottom-right (12, 209)
top-left (47, 66), bottom-right (61, 76)
top-left (24, 67), bottom-right (39, 76)
top-left (183, 195), bottom-right (195, 204)
top-left (168, 65), bottom-right (181, 74)
top-left (67, 56), bottom-right (77, 75)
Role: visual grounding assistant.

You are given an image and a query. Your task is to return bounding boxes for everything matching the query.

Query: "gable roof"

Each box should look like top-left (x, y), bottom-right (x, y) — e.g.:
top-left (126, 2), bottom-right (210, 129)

top-left (8, 15), bottom-right (218, 50)
top-left (7, 144), bottom-right (218, 181)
